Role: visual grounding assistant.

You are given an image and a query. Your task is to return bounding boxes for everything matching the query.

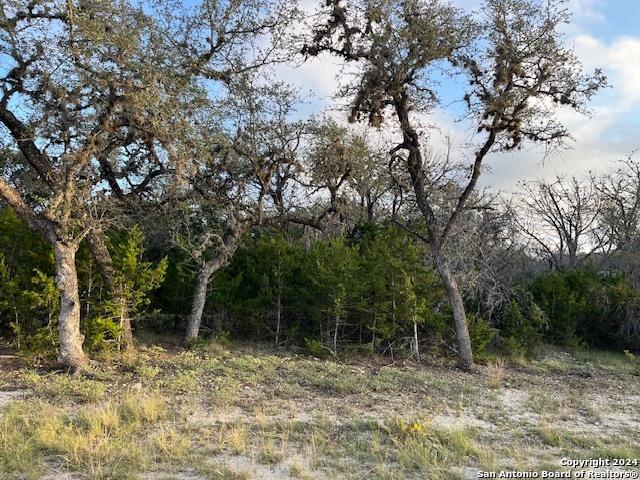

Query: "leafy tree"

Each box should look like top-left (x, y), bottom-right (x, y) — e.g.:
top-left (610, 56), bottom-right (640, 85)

top-left (120, 0), bottom-right (302, 344)
top-left (304, 118), bottom-right (392, 229)
top-left (531, 266), bottom-right (640, 350)
top-left (93, 226), bottom-right (167, 349)
top-left (243, 231), bottom-right (306, 345)
top-left (302, 0), bottom-right (607, 369)
top-left (0, 0), bottom-right (204, 368)
top-left (351, 225), bottom-right (449, 356)
top-left (201, 223), bottom-right (459, 359)
top-left (0, 206), bottom-right (55, 344)
top-left (494, 300), bottom-right (545, 358)
top-left (173, 77), bottom-right (305, 342)
top-left (309, 237), bottom-right (359, 355)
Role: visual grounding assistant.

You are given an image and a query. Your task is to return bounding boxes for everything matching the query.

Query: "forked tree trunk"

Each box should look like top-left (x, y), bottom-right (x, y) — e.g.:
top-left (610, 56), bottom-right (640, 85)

top-left (85, 230), bottom-right (134, 351)
top-left (396, 103), bottom-right (475, 370)
top-left (184, 226), bottom-right (242, 343)
top-left (53, 241), bottom-right (90, 371)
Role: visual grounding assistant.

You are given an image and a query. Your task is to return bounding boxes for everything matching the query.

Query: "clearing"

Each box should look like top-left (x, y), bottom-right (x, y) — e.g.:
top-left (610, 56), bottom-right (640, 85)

top-left (0, 340), bottom-right (639, 479)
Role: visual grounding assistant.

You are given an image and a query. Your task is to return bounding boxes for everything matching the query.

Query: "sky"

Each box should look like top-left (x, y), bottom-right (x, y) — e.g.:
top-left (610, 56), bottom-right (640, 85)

top-left (282, 0), bottom-right (640, 192)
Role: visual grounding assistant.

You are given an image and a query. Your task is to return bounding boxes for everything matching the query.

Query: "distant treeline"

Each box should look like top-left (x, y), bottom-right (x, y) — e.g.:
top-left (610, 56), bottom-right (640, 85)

top-left (1, 205), bottom-right (638, 362)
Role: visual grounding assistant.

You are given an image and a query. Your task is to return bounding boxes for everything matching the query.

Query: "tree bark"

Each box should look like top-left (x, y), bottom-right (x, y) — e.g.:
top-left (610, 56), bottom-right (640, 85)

top-left (53, 240), bottom-right (90, 371)
top-left (396, 107), bottom-right (475, 370)
top-left (184, 260), bottom-right (218, 342)
top-left (184, 224), bottom-right (242, 342)
top-left (0, 178), bottom-right (89, 370)
top-left (430, 241), bottom-right (473, 370)
top-left (85, 229), bottom-right (134, 350)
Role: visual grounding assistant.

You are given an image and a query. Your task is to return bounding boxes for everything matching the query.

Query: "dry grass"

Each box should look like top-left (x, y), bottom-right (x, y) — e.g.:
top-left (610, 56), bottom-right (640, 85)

top-left (0, 341), bottom-right (639, 479)
top-left (486, 357), bottom-right (507, 389)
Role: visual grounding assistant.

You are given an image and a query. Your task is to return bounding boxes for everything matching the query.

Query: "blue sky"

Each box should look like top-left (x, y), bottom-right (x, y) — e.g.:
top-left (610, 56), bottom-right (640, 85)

top-left (286, 0), bottom-right (640, 190)
top-left (482, 0), bottom-right (640, 189)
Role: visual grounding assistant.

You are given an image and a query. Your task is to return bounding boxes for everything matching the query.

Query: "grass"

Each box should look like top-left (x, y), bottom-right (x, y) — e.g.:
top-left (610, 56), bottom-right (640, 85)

top-left (486, 357), bottom-right (507, 389)
top-left (0, 392), bottom-right (171, 479)
top-left (0, 341), bottom-right (639, 479)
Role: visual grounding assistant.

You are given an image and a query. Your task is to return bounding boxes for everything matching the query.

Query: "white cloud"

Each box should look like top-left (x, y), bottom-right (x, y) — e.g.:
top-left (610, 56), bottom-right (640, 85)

top-left (574, 34), bottom-right (640, 103)
top-left (566, 0), bottom-right (605, 23)
top-left (479, 32), bottom-right (640, 191)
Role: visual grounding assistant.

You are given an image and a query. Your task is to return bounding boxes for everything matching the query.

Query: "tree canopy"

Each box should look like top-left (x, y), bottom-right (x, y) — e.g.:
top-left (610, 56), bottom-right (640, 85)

top-left (0, 0), bottom-right (626, 370)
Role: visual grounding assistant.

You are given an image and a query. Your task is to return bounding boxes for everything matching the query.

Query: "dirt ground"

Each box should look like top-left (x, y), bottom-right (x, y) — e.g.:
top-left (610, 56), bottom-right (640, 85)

top-left (1, 342), bottom-right (639, 479)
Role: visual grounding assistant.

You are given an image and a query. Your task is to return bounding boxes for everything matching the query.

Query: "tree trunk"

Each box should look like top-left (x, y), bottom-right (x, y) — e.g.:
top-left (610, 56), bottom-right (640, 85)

top-left (412, 316), bottom-right (420, 362)
top-left (394, 102), bottom-right (475, 370)
top-left (430, 242), bottom-right (473, 370)
top-left (333, 312), bottom-right (339, 355)
top-left (53, 241), bottom-right (90, 371)
top-left (275, 289), bottom-right (282, 345)
top-left (85, 229), bottom-right (134, 351)
top-left (275, 253), bottom-right (283, 345)
top-left (184, 260), bottom-right (218, 342)
top-left (0, 178), bottom-right (89, 370)
top-left (184, 225), bottom-right (242, 343)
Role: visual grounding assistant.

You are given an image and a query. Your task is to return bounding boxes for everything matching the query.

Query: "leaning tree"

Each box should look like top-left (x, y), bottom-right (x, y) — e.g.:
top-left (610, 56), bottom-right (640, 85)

top-left (302, 0), bottom-right (607, 368)
top-left (0, 0), bottom-right (203, 367)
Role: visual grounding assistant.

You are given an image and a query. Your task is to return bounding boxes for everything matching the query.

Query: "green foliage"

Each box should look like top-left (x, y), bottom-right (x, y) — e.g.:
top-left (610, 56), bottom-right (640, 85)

top-left (7, 189), bottom-right (640, 363)
top-left (151, 248), bottom-right (195, 317)
top-left (624, 350), bottom-right (640, 376)
top-left (530, 266), bottom-right (640, 351)
top-left (204, 225), bottom-right (453, 358)
top-left (467, 315), bottom-right (498, 359)
top-left (0, 212), bottom-right (62, 360)
top-left (304, 337), bottom-right (331, 358)
top-left (22, 270), bottom-right (60, 324)
top-left (14, 270), bottom-right (61, 361)
top-left (350, 224), bottom-right (449, 355)
top-left (496, 300), bottom-right (545, 358)
top-left (309, 237), bottom-right (358, 353)
top-left (109, 226), bottom-right (168, 317)
top-left (82, 316), bottom-right (124, 352)
top-left (92, 225), bottom-right (168, 350)
top-left (0, 207), bottom-right (169, 356)
top-left (0, 207), bottom-right (57, 342)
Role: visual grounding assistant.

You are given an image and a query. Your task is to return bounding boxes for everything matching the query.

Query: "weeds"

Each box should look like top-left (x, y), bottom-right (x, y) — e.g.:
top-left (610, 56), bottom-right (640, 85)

top-left (1, 343), bottom-right (639, 479)
top-left (487, 357), bottom-right (506, 389)
top-left (20, 370), bottom-right (106, 403)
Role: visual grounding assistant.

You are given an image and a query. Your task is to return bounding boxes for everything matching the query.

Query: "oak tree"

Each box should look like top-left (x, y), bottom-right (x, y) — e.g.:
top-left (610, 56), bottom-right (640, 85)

top-left (0, 0), bottom-right (201, 367)
top-left (303, 0), bottom-right (606, 368)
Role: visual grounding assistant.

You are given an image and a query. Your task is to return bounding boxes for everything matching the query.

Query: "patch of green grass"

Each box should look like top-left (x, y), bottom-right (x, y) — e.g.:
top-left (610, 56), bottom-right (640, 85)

top-left (532, 419), bottom-right (566, 447)
top-left (280, 360), bottom-right (368, 395)
top-left (3, 341), bottom-right (639, 479)
top-left (135, 364), bottom-right (161, 380)
top-left (526, 391), bottom-right (562, 415)
top-left (206, 464), bottom-right (252, 480)
top-left (206, 377), bottom-right (241, 408)
top-left (0, 404), bottom-right (45, 479)
top-left (19, 370), bottom-right (107, 403)
top-left (161, 368), bottom-right (199, 393)
top-left (592, 441), bottom-right (640, 460)
top-left (532, 344), bottom-right (640, 377)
